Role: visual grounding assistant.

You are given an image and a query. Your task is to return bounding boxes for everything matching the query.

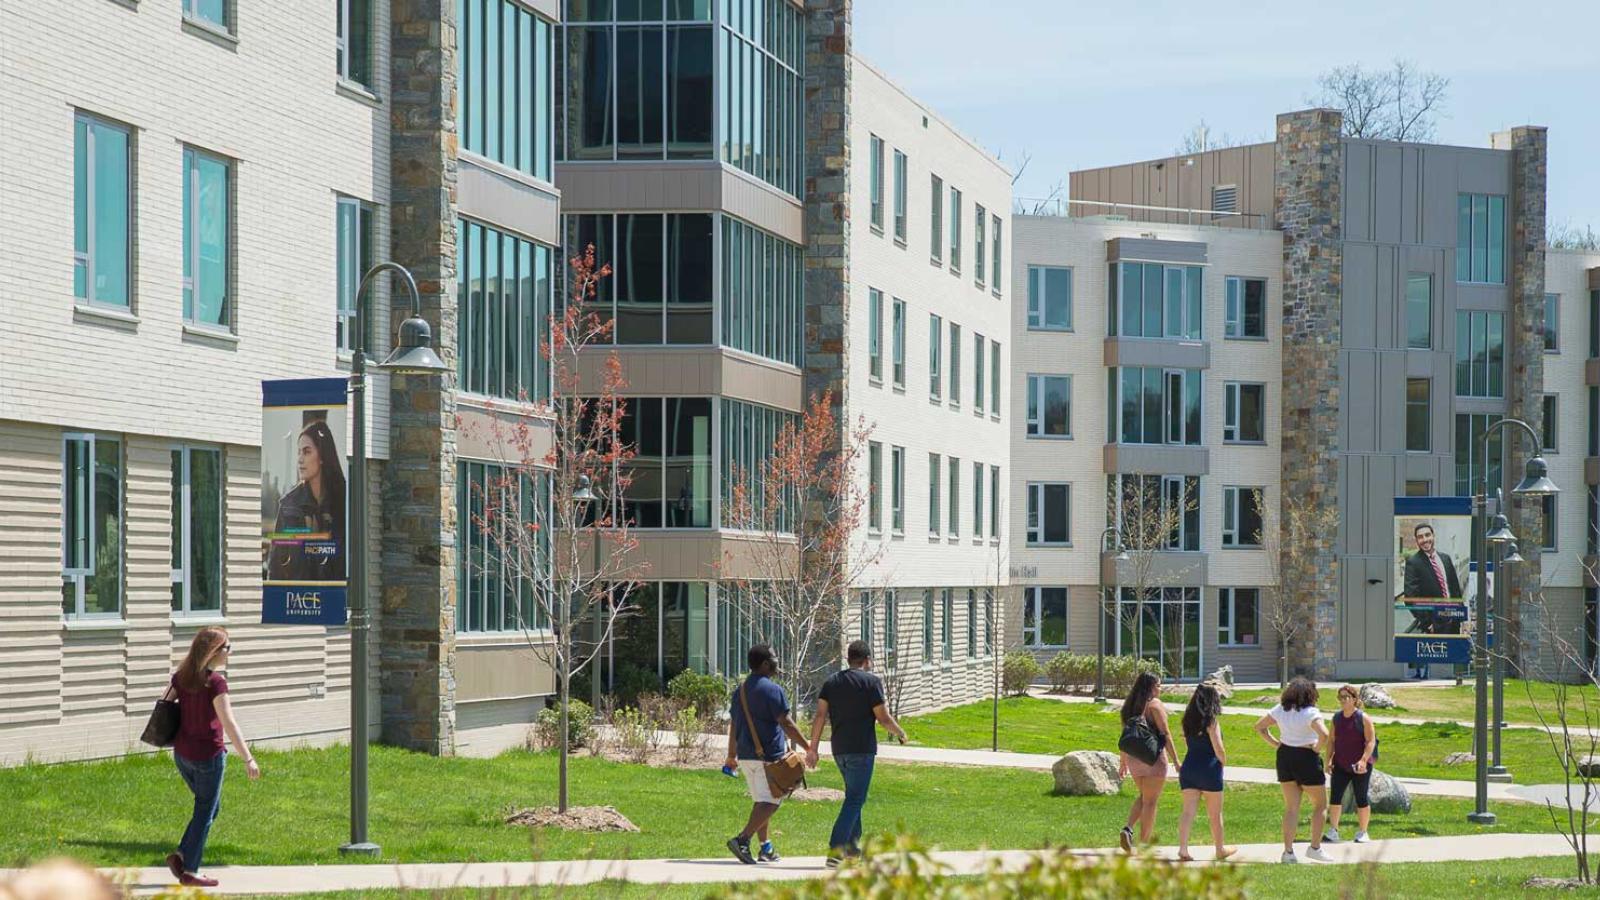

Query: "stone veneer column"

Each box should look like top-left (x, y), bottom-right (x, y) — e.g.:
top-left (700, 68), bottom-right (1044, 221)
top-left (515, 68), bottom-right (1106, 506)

top-left (381, 0), bottom-right (459, 754)
top-left (1504, 126), bottom-right (1548, 675)
top-left (1274, 109), bottom-right (1343, 680)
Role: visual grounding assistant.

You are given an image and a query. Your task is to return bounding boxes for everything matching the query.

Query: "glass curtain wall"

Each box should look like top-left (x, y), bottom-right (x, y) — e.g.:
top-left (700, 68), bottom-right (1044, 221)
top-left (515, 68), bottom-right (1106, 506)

top-left (457, 217), bottom-right (555, 403)
top-left (1117, 586), bottom-right (1201, 680)
top-left (459, 0), bottom-right (554, 181)
top-left (457, 460), bottom-right (551, 633)
top-left (720, 397), bottom-right (798, 532)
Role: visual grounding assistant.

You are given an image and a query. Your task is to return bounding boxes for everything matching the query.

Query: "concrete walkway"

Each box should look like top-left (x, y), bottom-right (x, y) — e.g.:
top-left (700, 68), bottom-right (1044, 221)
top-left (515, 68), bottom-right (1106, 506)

top-left (42, 833), bottom-right (1570, 896)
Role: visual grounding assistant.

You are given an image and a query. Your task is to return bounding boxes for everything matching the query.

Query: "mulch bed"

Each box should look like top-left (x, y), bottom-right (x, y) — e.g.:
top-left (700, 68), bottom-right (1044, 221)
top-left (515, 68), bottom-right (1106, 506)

top-left (504, 805), bottom-right (640, 832)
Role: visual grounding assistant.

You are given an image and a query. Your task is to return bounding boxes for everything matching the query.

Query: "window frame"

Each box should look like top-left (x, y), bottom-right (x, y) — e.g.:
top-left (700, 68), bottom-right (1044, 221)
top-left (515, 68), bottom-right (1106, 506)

top-left (892, 149), bottom-right (908, 244)
top-left (947, 456), bottom-right (960, 537)
top-left (989, 465), bottom-right (1000, 541)
top-left (973, 331), bottom-right (986, 414)
top-left (867, 440), bottom-right (883, 533)
top-left (966, 588), bottom-right (978, 658)
top-left (336, 0), bottom-right (373, 88)
top-left (1546, 293), bottom-right (1561, 354)
top-left (1026, 373), bottom-right (1072, 439)
top-left (1109, 262), bottom-right (1203, 340)
top-left (1217, 587), bottom-right (1261, 648)
top-left (868, 134), bottom-right (884, 232)
top-left (948, 187), bottom-right (962, 274)
top-left (1222, 382), bottom-right (1265, 444)
top-left (1406, 274), bottom-right (1433, 350)
top-left (1027, 265), bottom-right (1074, 331)
top-left (928, 313), bottom-right (943, 401)
top-left (1543, 393), bottom-right (1558, 453)
top-left (1543, 493), bottom-right (1558, 553)
top-left (1026, 481), bottom-right (1071, 547)
top-left (1223, 276), bottom-right (1266, 340)
top-left (1222, 486), bottom-right (1264, 549)
top-left (1454, 310), bottom-right (1505, 399)
top-left (941, 588), bottom-right (954, 662)
top-left (61, 433), bottom-right (123, 621)
top-left (336, 196), bottom-right (375, 354)
top-left (1023, 586), bottom-right (1069, 649)
top-left (972, 460), bottom-right (984, 539)
top-left (922, 589), bottom-right (935, 665)
top-left (890, 445), bottom-right (906, 534)
top-left (989, 340), bottom-right (1001, 419)
top-left (974, 204), bottom-right (987, 287)
top-left (930, 174), bottom-right (944, 264)
top-left (73, 112), bottom-right (133, 311)
top-left (170, 445), bottom-right (225, 618)
top-left (1456, 193), bottom-right (1506, 285)
top-left (182, 0), bottom-right (231, 33)
top-left (928, 452), bottom-right (941, 536)
top-left (891, 297), bottom-right (907, 388)
top-left (990, 215), bottom-right (1003, 298)
top-left (947, 322), bottom-right (961, 408)
top-left (182, 145), bottom-right (233, 331)
top-left (867, 287), bottom-right (883, 382)
top-left (1407, 378), bottom-right (1432, 453)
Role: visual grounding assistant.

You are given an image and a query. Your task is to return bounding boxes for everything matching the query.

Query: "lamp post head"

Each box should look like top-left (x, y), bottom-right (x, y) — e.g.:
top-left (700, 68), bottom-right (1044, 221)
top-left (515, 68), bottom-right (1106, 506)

top-left (572, 474), bottom-right (597, 505)
top-left (1485, 514), bottom-right (1516, 545)
top-left (1501, 542), bottom-right (1525, 565)
top-left (378, 315), bottom-right (449, 375)
top-left (1512, 456), bottom-right (1559, 497)
top-left (1113, 545), bottom-right (1130, 562)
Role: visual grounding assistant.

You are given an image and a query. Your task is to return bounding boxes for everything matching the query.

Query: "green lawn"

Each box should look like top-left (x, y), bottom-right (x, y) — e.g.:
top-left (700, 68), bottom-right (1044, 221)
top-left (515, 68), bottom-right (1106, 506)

top-left (1161, 678), bottom-right (1600, 729)
top-left (0, 744), bottom-right (1571, 869)
top-left (904, 696), bottom-right (1581, 784)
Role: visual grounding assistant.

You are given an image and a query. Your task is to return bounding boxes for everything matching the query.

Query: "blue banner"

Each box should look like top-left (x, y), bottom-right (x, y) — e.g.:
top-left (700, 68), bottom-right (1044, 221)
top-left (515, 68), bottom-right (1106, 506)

top-left (1393, 496), bottom-right (1477, 665)
top-left (261, 377), bottom-right (349, 627)
top-left (261, 585), bottom-right (348, 626)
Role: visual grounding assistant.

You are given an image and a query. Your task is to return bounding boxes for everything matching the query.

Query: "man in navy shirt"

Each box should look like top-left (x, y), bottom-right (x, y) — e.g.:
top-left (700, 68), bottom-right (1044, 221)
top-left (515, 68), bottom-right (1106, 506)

top-left (724, 644), bottom-right (810, 865)
top-left (806, 640), bottom-right (907, 866)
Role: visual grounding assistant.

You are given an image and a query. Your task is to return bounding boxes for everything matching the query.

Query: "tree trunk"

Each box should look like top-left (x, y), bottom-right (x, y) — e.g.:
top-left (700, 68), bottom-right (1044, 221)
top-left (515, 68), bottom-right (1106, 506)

top-left (559, 631), bottom-right (571, 813)
top-left (1279, 638), bottom-right (1290, 689)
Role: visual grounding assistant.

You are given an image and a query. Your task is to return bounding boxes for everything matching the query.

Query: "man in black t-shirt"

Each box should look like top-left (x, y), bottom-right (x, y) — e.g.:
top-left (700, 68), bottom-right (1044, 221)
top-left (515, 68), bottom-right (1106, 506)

top-left (806, 640), bottom-right (907, 866)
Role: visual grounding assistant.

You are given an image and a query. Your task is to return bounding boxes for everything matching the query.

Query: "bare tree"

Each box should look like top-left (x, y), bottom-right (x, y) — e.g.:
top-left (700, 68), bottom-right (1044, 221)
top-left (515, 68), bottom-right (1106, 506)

top-left (1175, 120), bottom-right (1247, 155)
top-left (1108, 476), bottom-right (1201, 681)
top-left (1263, 489), bottom-right (1340, 687)
top-left (1550, 222), bottom-right (1600, 251)
top-left (1311, 60), bottom-right (1449, 142)
top-left (877, 589), bottom-right (920, 719)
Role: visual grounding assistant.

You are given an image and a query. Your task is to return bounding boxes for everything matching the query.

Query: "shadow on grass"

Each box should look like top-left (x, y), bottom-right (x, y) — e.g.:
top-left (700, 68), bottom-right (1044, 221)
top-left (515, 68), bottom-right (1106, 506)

top-left (59, 839), bottom-right (171, 858)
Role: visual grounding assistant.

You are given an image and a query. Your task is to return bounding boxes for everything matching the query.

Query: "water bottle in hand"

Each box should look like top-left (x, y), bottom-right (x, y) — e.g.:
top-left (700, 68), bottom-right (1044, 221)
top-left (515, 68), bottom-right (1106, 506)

top-left (721, 764), bottom-right (737, 777)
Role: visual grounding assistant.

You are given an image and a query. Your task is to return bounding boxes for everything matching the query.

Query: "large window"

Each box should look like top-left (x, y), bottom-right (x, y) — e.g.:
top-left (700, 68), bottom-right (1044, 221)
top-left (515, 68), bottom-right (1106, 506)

top-left (1223, 382), bottom-right (1264, 444)
top-left (948, 323), bottom-right (961, 407)
top-left (975, 205), bottom-right (986, 286)
top-left (1109, 474), bottom-right (1199, 552)
top-left (336, 0), bottom-right (373, 88)
top-left (891, 445), bottom-right (906, 533)
top-left (617, 397), bottom-right (715, 528)
top-left (1026, 482), bottom-right (1070, 546)
top-left (714, 0), bottom-right (802, 195)
top-left (867, 441), bottom-right (882, 532)
top-left (1545, 293), bottom-right (1561, 353)
top-left (867, 288), bottom-right (883, 381)
top-left (1023, 587), bottom-right (1068, 648)
top-left (868, 135), bottom-right (884, 231)
top-left (1543, 394), bottom-right (1558, 452)
top-left (1026, 374), bottom-right (1071, 438)
top-left (73, 113), bottom-right (131, 309)
top-left (461, 0), bottom-right (554, 179)
top-left (459, 218), bottom-right (554, 402)
top-left (1117, 586), bottom-right (1200, 680)
top-left (183, 0), bottom-right (229, 31)
top-left (1109, 262), bottom-right (1203, 339)
top-left (930, 175), bottom-right (943, 262)
top-left (891, 298), bottom-right (906, 387)
top-left (182, 146), bottom-right (231, 329)
top-left (1406, 274), bottom-right (1432, 349)
top-left (948, 188), bottom-right (962, 272)
top-left (170, 447), bottom-right (223, 616)
top-left (1455, 413), bottom-right (1504, 496)
top-left (568, 212), bottom-right (715, 346)
top-left (947, 457), bottom-right (960, 536)
top-left (973, 332), bottom-right (986, 413)
top-left (1217, 588), bottom-right (1260, 647)
top-left (893, 149), bottom-right (908, 243)
top-left (336, 197), bottom-right (375, 353)
top-left (1222, 486), bottom-right (1264, 548)
top-left (721, 215), bottom-right (802, 365)
top-left (1224, 276), bottom-right (1265, 339)
top-left (1028, 266), bottom-right (1072, 331)
top-left (62, 435), bottom-right (122, 619)
top-left (1456, 193), bottom-right (1506, 284)
top-left (608, 581), bottom-right (714, 684)
top-left (715, 583), bottom-right (784, 677)
top-left (1455, 311), bottom-right (1504, 398)
top-left (721, 397), bottom-right (796, 532)
top-left (1107, 367), bottom-right (1202, 446)
top-left (929, 314), bottom-right (942, 400)
top-left (1407, 378), bottom-right (1431, 452)
top-left (928, 452), bottom-right (941, 535)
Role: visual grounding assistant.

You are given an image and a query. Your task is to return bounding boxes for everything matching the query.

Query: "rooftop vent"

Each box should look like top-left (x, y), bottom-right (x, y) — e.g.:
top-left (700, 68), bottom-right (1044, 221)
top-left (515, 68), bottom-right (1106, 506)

top-left (1212, 185), bottom-right (1238, 215)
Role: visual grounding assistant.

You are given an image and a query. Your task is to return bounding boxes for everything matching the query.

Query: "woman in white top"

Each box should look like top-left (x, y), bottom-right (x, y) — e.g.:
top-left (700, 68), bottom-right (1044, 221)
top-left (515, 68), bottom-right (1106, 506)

top-left (1254, 677), bottom-right (1332, 863)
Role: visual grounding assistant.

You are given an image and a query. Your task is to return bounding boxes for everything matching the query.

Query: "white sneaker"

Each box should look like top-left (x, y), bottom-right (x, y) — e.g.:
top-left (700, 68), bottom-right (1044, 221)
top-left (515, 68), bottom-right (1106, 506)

top-left (1281, 850), bottom-right (1299, 864)
top-left (1353, 830), bottom-right (1370, 844)
top-left (1322, 826), bottom-right (1341, 843)
top-left (1305, 846), bottom-right (1333, 862)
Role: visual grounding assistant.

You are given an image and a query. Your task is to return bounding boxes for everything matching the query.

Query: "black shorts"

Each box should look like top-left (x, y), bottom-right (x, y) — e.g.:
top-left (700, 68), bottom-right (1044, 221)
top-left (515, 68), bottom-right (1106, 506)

top-left (1330, 766), bottom-right (1372, 808)
top-left (1276, 745), bottom-right (1325, 787)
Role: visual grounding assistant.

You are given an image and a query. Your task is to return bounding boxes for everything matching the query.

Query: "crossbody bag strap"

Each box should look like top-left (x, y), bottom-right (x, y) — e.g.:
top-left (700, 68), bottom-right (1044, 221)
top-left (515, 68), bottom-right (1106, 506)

top-left (738, 681), bottom-right (766, 759)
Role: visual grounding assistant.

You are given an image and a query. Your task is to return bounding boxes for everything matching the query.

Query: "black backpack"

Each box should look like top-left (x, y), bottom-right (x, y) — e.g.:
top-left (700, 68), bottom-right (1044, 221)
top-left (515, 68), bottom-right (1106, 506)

top-left (1118, 715), bottom-right (1164, 765)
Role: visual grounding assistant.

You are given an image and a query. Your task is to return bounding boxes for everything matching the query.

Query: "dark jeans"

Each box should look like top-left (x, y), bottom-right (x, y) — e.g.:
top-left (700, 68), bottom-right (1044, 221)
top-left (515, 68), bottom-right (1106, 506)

top-left (829, 753), bottom-right (876, 852)
top-left (175, 751), bottom-right (226, 872)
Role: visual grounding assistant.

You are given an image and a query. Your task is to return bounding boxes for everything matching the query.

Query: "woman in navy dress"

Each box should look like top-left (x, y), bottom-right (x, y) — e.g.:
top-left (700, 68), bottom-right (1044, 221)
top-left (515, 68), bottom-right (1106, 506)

top-left (1177, 682), bottom-right (1236, 861)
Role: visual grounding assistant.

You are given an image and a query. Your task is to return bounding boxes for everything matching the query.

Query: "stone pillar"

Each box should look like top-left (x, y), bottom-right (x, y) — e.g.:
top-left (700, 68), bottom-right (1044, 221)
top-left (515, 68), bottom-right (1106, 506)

top-left (1503, 126), bottom-right (1548, 676)
top-left (1274, 109), bottom-right (1343, 680)
top-left (381, 0), bottom-right (459, 754)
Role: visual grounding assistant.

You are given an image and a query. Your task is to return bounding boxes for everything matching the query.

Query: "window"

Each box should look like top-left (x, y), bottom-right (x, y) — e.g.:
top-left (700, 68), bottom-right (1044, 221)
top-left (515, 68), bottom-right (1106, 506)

top-left (975, 205), bottom-right (987, 285)
top-left (1028, 266), bottom-right (1073, 330)
top-left (1109, 474), bottom-right (1199, 551)
top-left (1454, 413), bottom-right (1504, 496)
top-left (1212, 184), bottom-right (1238, 214)
top-left (1406, 274), bottom-right (1432, 349)
top-left (973, 332), bottom-right (986, 413)
top-left (1546, 293), bottom-right (1561, 353)
top-left (336, 0), bottom-right (373, 87)
top-left (1405, 480), bottom-right (1432, 497)
top-left (947, 457), bottom-right (960, 536)
top-left (1543, 394), bottom-right (1558, 452)
top-left (948, 323), bottom-right (961, 406)
top-left (858, 591), bottom-right (873, 646)
top-left (711, 1), bottom-right (801, 194)
top-left (930, 175), bottom-right (943, 262)
top-left (990, 340), bottom-right (1001, 416)
top-left (461, 0), bottom-right (555, 179)
top-left (171, 447), bottom-right (223, 616)
top-left (991, 215), bottom-right (1003, 296)
top-left (1407, 379), bottom-right (1432, 452)
top-left (73, 113), bottom-right (131, 309)
top-left (1224, 276), bottom-right (1265, 339)
top-left (1023, 587), bottom-right (1068, 647)
top-left (1222, 487), bottom-right (1264, 548)
top-left (721, 398), bottom-right (798, 532)
top-left (983, 588), bottom-right (995, 655)
top-left (336, 197), bottom-right (375, 353)
top-left (989, 465), bottom-right (1000, 540)
top-left (1026, 375), bottom-right (1071, 438)
top-left (62, 435), bottom-right (122, 618)
top-left (1455, 311), bottom-right (1505, 398)
top-left (1116, 586), bottom-right (1200, 679)
top-left (949, 188), bottom-right (962, 272)
top-left (891, 445), bottom-right (906, 533)
top-left (1217, 588), bottom-right (1260, 647)
top-left (1543, 494), bottom-right (1558, 552)
top-left (891, 298), bottom-right (906, 387)
top-left (867, 288), bottom-right (883, 381)
top-left (882, 590), bottom-right (898, 669)
top-left (457, 461), bottom-right (549, 633)
top-left (922, 589), bottom-right (935, 663)
top-left (966, 589), bottom-right (977, 658)
top-left (595, 397), bottom-right (715, 528)
top-left (459, 217), bottom-right (554, 402)
top-left (928, 453), bottom-right (941, 535)
top-left (1026, 482), bottom-right (1070, 546)
top-left (183, 0), bottom-right (228, 31)
top-left (941, 589), bottom-right (954, 661)
top-left (867, 441), bottom-right (882, 532)
top-left (973, 461), bottom-right (984, 538)
top-left (868, 135), bottom-right (884, 231)
top-left (1223, 382), bottom-right (1265, 444)
top-left (721, 215), bottom-right (801, 360)
top-left (1107, 367), bottom-right (1202, 446)
top-left (1592, 388), bottom-right (1599, 456)
top-left (892, 150), bottom-right (908, 243)
top-left (929, 314), bottom-right (942, 400)
top-left (1456, 193), bottom-right (1506, 284)
top-left (182, 146), bottom-right (231, 329)
top-left (1109, 262), bottom-right (1203, 339)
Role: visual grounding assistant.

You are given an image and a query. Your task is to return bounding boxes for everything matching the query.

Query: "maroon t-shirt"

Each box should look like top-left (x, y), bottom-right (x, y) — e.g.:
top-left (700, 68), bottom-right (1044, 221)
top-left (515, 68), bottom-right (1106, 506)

top-left (172, 670), bottom-right (228, 762)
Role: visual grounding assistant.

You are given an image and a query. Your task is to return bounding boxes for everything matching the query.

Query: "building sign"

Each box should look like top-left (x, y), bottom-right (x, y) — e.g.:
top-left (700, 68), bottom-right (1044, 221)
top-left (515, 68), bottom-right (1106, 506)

top-left (1392, 496), bottom-right (1484, 665)
top-left (261, 379), bottom-right (349, 626)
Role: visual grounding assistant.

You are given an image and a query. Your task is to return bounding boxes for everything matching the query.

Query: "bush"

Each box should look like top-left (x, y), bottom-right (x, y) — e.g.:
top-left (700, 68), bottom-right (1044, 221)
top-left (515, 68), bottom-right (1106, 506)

top-left (531, 698), bottom-right (594, 751)
top-left (1104, 655), bottom-right (1164, 697)
top-left (610, 663), bottom-right (663, 707)
top-left (1002, 652), bottom-right (1041, 696)
top-left (612, 706), bottom-right (651, 763)
top-left (1044, 652), bottom-right (1096, 694)
top-left (668, 670), bottom-right (732, 718)
top-left (671, 705), bottom-right (707, 764)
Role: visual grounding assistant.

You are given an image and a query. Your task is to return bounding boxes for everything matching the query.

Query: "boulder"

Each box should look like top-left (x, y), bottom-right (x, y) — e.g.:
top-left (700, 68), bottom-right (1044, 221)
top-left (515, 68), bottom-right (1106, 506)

top-left (1052, 750), bottom-right (1123, 796)
top-left (1577, 756), bottom-right (1600, 779)
top-left (1336, 770), bottom-right (1411, 815)
top-left (1205, 665), bottom-right (1236, 699)
top-left (1443, 751), bottom-right (1475, 767)
top-left (1360, 684), bottom-right (1397, 709)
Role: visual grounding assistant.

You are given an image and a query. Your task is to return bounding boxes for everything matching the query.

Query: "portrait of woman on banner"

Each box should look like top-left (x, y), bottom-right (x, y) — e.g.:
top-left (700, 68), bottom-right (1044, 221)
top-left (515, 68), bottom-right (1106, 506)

top-left (267, 420), bottom-right (346, 582)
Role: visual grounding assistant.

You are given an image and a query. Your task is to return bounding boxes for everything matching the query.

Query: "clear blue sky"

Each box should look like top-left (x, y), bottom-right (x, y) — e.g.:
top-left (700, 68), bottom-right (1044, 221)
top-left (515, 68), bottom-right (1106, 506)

top-left (854, 0), bottom-right (1600, 232)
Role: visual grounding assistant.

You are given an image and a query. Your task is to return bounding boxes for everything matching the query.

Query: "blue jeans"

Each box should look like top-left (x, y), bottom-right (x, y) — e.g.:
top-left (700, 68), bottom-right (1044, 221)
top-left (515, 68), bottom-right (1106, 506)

top-left (829, 753), bottom-right (876, 852)
top-left (175, 751), bottom-right (226, 872)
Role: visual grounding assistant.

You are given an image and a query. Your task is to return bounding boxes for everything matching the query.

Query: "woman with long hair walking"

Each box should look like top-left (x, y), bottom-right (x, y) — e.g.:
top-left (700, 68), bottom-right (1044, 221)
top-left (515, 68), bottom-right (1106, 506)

top-left (1255, 676), bottom-right (1331, 863)
top-left (1117, 671), bottom-right (1178, 852)
top-left (165, 627), bottom-right (261, 887)
top-left (1176, 682), bottom-right (1236, 862)
top-left (1324, 684), bottom-right (1378, 843)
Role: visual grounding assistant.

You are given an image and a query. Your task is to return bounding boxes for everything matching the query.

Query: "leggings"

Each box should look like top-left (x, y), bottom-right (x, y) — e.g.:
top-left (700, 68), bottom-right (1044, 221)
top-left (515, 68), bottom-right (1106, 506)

top-left (1329, 766), bottom-right (1371, 809)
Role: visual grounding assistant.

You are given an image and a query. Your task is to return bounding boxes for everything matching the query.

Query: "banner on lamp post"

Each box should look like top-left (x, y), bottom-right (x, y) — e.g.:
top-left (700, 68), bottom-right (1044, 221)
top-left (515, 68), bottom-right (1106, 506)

top-left (1392, 496), bottom-right (1488, 665)
top-left (261, 378), bottom-right (349, 626)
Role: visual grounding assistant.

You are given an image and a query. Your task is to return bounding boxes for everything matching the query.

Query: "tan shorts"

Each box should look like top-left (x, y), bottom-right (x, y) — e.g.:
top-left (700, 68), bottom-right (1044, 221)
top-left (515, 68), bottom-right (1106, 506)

top-left (738, 759), bottom-right (783, 805)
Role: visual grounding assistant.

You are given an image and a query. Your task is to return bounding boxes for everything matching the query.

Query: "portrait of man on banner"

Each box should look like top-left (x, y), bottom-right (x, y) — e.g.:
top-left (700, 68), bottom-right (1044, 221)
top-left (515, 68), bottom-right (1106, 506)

top-left (1392, 496), bottom-right (1479, 665)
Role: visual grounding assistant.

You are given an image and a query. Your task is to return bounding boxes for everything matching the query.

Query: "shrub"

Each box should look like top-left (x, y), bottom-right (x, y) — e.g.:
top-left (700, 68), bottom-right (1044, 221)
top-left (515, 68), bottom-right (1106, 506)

top-left (670, 705), bottom-right (706, 765)
top-left (612, 706), bottom-right (651, 763)
top-left (636, 693), bottom-right (683, 754)
top-left (668, 670), bottom-right (732, 718)
top-left (1002, 652), bottom-right (1041, 696)
top-left (1045, 652), bottom-right (1097, 695)
top-left (610, 663), bottom-right (663, 707)
top-left (1104, 655), bottom-right (1164, 697)
top-left (531, 699), bottom-right (594, 751)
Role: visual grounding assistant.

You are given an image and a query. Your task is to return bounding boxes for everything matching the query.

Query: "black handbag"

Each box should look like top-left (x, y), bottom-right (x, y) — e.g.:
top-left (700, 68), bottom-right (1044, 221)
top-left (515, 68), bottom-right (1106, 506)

top-left (140, 685), bottom-right (180, 748)
top-left (1118, 715), bottom-right (1163, 766)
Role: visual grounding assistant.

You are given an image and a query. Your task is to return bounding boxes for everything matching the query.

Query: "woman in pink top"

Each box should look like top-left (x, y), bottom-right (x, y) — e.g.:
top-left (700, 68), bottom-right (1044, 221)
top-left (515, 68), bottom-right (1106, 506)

top-left (164, 627), bottom-right (261, 888)
top-left (1116, 671), bottom-right (1179, 852)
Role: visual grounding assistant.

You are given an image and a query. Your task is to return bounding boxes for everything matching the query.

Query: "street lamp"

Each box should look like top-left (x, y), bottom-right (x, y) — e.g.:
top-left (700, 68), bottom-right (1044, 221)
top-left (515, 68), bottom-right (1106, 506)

top-left (1467, 422), bottom-right (1558, 826)
top-left (1095, 527), bottom-right (1130, 704)
top-left (341, 262), bottom-right (451, 856)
